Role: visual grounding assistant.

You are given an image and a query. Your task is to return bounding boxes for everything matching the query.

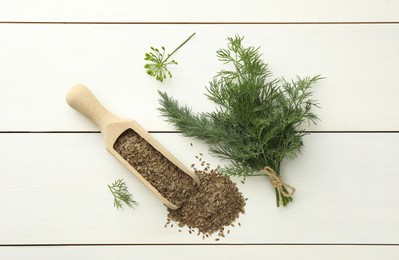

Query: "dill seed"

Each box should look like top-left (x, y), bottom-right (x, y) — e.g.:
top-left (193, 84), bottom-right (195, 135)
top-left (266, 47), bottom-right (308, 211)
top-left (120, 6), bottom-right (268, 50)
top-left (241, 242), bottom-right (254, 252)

top-left (179, 230), bottom-right (181, 232)
top-left (238, 223), bottom-right (241, 227)
top-left (114, 129), bottom-right (196, 208)
top-left (115, 130), bottom-right (246, 238)
top-left (199, 153), bottom-right (203, 156)
top-left (167, 169), bottom-right (245, 237)
top-left (215, 238), bottom-right (220, 241)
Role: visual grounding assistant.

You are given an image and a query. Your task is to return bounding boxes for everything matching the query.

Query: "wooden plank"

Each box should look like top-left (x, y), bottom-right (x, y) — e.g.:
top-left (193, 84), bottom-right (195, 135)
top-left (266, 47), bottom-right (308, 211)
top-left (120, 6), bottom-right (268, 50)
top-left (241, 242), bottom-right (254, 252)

top-left (0, 0), bottom-right (398, 23)
top-left (1, 245), bottom-right (399, 260)
top-left (0, 133), bottom-right (398, 244)
top-left (0, 24), bottom-right (398, 131)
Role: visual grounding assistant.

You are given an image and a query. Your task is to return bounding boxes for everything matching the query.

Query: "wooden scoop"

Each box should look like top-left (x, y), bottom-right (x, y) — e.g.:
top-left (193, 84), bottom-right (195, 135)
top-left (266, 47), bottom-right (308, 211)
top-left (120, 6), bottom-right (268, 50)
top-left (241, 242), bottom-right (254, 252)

top-left (66, 84), bottom-right (200, 209)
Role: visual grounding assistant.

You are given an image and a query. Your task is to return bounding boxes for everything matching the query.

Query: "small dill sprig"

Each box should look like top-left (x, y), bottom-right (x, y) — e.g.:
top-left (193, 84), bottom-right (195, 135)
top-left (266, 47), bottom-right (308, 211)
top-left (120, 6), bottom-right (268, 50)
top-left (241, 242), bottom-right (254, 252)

top-left (108, 179), bottom-right (139, 210)
top-left (144, 32), bottom-right (196, 82)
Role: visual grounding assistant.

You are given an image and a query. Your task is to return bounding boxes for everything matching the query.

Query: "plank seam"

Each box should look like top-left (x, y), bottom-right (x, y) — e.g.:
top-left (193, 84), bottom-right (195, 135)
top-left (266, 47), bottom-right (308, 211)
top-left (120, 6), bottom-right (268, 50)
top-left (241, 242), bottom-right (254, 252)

top-left (0, 131), bottom-right (398, 134)
top-left (0, 243), bottom-right (399, 247)
top-left (0, 21), bottom-right (398, 25)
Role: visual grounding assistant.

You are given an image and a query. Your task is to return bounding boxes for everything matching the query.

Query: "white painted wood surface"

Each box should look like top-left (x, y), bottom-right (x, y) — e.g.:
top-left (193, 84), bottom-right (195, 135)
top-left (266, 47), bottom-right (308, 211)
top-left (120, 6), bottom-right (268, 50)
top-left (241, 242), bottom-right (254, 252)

top-left (0, 133), bottom-right (399, 244)
top-left (1, 0), bottom-right (398, 258)
top-left (0, 24), bottom-right (398, 131)
top-left (1, 245), bottom-right (399, 260)
top-left (0, 0), bottom-right (398, 22)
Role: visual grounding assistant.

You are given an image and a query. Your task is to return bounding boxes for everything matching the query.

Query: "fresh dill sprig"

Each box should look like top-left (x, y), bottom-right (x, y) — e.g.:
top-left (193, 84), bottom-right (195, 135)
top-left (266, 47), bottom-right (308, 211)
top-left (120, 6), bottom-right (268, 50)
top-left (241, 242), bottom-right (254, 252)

top-left (158, 35), bottom-right (322, 207)
top-left (144, 32), bottom-right (196, 82)
top-left (108, 179), bottom-right (139, 210)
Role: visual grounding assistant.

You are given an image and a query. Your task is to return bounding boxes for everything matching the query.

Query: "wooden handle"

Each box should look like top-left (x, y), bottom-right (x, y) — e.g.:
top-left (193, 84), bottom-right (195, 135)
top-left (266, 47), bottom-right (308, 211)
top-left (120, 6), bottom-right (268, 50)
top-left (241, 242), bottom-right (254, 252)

top-left (66, 84), bottom-right (121, 132)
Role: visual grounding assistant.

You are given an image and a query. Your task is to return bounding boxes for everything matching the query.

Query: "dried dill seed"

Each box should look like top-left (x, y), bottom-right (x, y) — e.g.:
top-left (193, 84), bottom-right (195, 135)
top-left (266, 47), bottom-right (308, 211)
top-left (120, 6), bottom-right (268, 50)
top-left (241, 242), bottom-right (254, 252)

top-left (195, 156), bottom-right (198, 159)
top-left (113, 129), bottom-right (196, 207)
top-left (227, 230), bottom-right (230, 234)
top-left (238, 223), bottom-right (241, 227)
top-left (190, 143), bottom-right (193, 146)
top-left (191, 163), bottom-right (195, 168)
top-left (171, 224), bottom-right (173, 228)
top-left (241, 180), bottom-right (245, 184)
top-left (179, 230), bottom-right (181, 232)
top-left (215, 238), bottom-right (220, 241)
top-left (160, 164), bottom-right (245, 238)
top-left (199, 153), bottom-right (203, 156)
top-left (231, 224), bottom-right (235, 227)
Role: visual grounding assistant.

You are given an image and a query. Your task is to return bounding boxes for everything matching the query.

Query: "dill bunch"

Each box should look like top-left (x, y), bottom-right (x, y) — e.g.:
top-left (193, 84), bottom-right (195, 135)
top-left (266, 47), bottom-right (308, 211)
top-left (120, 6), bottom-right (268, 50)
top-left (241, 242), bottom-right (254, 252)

top-left (158, 35), bottom-right (322, 207)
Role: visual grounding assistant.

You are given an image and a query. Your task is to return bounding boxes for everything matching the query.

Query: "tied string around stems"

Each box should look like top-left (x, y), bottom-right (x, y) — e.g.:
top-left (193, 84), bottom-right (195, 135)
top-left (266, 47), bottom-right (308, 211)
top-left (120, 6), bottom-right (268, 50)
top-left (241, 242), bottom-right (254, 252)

top-left (261, 167), bottom-right (296, 206)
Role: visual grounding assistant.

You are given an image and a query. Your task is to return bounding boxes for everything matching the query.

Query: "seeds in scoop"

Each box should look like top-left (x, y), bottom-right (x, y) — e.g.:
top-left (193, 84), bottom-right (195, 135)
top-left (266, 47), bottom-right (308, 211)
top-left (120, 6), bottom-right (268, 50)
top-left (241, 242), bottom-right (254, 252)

top-left (114, 129), bottom-right (196, 207)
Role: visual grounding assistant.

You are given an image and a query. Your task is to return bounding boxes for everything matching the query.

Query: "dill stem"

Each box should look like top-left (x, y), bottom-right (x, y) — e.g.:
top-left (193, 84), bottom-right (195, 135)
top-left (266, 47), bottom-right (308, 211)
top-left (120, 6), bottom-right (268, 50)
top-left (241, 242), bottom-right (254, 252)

top-left (108, 185), bottom-right (117, 198)
top-left (164, 32), bottom-right (196, 63)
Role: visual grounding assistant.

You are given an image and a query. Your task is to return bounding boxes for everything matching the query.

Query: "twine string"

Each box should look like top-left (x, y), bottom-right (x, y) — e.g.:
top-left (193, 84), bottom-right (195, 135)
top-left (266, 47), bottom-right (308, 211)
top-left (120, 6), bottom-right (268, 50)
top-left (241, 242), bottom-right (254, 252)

top-left (261, 166), bottom-right (296, 206)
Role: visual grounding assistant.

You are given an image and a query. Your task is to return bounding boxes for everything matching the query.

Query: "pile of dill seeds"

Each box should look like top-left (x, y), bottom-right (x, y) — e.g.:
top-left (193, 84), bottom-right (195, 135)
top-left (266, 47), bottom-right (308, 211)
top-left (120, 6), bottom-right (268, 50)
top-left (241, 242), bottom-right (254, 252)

top-left (167, 168), bottom-right (246, 238)
top-left (113, 129), bottom-right (246, 238)
top-left (113, 129), bottom-right (196, 207)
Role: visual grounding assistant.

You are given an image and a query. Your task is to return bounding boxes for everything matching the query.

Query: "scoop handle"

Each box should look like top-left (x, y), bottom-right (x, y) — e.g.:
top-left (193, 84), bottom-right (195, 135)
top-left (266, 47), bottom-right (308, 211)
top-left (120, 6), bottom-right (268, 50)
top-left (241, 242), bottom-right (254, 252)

top-left (66, 84), bottom-right (120, 132)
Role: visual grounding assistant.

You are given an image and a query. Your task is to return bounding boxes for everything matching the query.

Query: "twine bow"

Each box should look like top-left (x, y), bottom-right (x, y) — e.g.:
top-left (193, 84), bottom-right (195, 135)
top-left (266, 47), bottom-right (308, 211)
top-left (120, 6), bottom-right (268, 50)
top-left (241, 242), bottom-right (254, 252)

top-left (261, 166), bottom-right (296, 206)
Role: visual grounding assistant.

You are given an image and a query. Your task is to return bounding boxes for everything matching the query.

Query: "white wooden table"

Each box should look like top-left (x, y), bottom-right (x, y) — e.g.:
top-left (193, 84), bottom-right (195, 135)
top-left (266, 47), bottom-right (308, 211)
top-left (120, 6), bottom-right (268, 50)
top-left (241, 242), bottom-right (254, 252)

top-left (1, 1), bottom-right (399, 259)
